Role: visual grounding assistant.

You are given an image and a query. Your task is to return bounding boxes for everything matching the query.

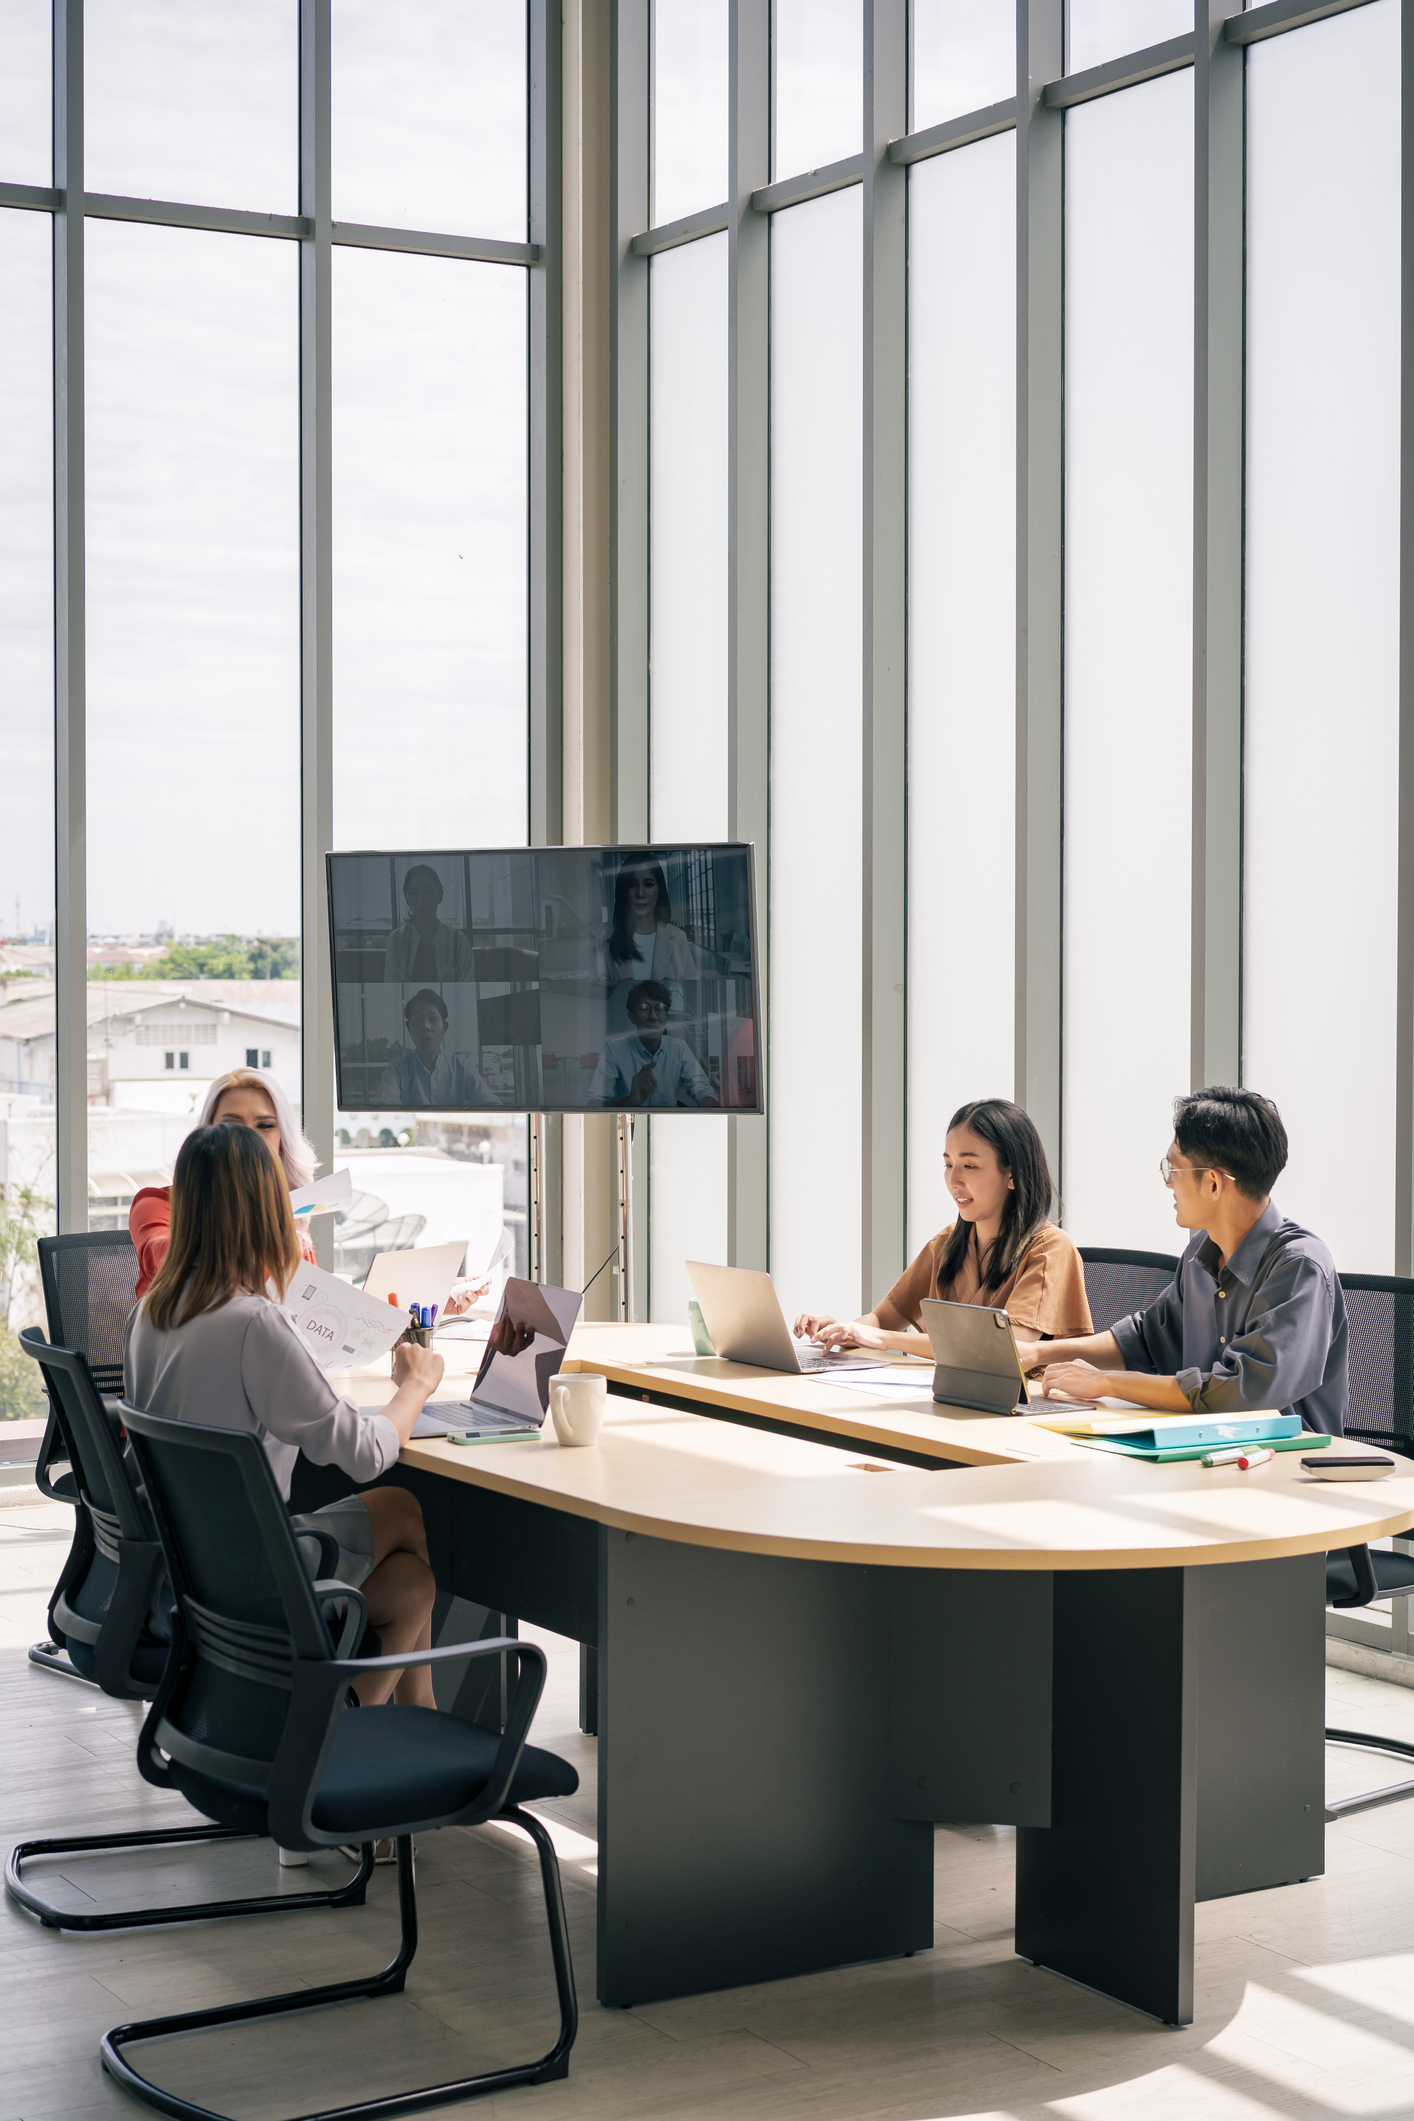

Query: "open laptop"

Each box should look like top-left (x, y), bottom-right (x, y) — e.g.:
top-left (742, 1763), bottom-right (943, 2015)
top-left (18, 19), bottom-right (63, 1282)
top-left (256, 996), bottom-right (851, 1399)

top-left (686, 1262), bottom-right (879, 1375)
top-left (413, 1277), bottom-right (583, 1438)
top-left (363, 1240), bottom-right (467, 1320)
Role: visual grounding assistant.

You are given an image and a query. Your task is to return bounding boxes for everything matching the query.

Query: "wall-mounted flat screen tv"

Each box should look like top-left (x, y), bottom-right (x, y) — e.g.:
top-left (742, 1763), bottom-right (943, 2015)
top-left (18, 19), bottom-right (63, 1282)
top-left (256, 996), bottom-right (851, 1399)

top-left (327, 845), bottom-right (761, 1116)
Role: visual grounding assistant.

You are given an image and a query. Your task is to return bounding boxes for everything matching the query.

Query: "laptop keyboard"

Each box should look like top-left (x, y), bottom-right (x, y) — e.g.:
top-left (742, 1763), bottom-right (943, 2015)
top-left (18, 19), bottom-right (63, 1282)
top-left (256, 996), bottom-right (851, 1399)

top-left (792, 1344), bottom-right (878, 1372)
top-left (415, 1400), bottom-right (540, 1436)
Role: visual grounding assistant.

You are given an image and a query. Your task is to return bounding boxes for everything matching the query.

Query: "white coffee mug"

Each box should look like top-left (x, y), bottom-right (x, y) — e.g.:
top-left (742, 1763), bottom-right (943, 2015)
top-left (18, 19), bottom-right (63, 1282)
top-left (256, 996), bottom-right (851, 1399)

top-left (549, 1371), bottom-right (606, 1448)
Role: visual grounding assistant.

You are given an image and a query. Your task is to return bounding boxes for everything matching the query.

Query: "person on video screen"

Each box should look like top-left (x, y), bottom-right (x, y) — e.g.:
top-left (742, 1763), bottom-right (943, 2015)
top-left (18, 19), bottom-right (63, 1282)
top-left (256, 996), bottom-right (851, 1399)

top-left (383, 863), bottom-right (474, 983)
top-left (605, 855), bottom-right (697, 1006)
top-left (590, 980), bottom-right (718, 1109)
top-left (374, 989), bottom-right (501, 1108)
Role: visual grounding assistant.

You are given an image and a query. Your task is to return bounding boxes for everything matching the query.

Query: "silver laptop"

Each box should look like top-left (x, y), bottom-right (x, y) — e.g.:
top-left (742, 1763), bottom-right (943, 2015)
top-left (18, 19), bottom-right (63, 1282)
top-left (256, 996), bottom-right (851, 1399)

top-left (686, 1262), bottom-right (878, 1375)
top-left (414, 1277), bottom-right (583, 1438)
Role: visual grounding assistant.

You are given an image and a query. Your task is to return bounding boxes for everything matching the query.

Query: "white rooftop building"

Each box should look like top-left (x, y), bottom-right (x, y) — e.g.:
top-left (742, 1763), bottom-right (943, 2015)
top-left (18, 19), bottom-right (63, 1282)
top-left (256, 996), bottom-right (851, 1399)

top-left (0, 980), bottom-right (301, 1113)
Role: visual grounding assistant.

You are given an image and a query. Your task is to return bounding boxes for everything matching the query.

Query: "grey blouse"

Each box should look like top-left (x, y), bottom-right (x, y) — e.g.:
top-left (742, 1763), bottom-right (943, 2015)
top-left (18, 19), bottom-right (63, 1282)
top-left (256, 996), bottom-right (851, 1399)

top-left (124, 1289), bottom-right (400, 1502)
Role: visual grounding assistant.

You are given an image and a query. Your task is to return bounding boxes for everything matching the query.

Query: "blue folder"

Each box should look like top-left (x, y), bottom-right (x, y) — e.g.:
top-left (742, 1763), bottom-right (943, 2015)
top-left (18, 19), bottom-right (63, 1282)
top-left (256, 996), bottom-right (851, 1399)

top-left (1072, 1412), bottom-right (1304, 1463)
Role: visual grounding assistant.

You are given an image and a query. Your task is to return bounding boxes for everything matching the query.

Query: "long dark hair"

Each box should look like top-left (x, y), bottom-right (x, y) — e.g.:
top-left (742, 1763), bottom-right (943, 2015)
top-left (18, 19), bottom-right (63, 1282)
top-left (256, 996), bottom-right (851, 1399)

top-left (145, 1125), bottom-right (300, 1332)
top-left (938, 1099), bottom-right (1055, 1297)
top-left (609, 855), bottom-right (672, 969)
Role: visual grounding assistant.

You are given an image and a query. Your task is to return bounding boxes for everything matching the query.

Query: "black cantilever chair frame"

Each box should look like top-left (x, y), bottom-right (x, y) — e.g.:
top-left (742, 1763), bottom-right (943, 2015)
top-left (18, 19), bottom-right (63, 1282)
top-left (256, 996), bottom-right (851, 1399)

top-left (6, 1329), bottom-right (376, 1933)
top-left (1320, 1273), bottom-right (1414, 1821)
top-left (29, 1228), bottom-right (141, 1683)
top-left (102, 1403), bottom-right (578, 2121)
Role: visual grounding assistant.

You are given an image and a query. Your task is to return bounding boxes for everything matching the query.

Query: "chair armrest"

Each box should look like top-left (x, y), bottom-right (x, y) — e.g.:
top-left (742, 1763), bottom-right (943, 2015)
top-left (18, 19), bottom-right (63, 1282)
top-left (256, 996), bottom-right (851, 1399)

top-left (291, 1522), bottom-right (342, 1578)
top-left (331, 1633), bottom-right (533, 1676)
top-left (310, 1581), bottom-right (368, 1659)
top-left (1334, 1544), bottom-right (1380, 1607)
top-left (33, 1402), bottom-right (73, 1503)
top-left (334, 1636), bottom-right (547, 1820)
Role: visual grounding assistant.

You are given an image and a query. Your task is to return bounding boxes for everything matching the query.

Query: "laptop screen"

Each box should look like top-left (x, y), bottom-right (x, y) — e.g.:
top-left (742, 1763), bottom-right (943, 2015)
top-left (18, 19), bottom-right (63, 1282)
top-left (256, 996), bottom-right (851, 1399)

top-left (469, 1278), bottom-right (583, 1423)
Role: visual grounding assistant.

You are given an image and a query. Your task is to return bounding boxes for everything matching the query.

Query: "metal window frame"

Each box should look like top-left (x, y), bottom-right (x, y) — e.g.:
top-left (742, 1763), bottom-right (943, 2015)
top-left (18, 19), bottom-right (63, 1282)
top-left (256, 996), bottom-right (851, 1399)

top-left (616, 0), bottom-right (1407, 1299)
top-left (26, 0), bottom-right (553, 1235)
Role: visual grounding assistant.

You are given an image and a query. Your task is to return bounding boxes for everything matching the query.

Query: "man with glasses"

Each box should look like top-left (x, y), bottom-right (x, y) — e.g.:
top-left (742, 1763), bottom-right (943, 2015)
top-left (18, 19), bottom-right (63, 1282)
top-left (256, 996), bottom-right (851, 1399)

top-left (1013, 1086), bottom-right (1347, 1435)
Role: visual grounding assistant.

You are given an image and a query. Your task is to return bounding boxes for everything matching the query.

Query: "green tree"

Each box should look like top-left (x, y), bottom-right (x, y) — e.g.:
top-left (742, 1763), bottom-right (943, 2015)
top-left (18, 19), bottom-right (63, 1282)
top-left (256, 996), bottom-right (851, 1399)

top-left (0, 1183), bottom-right (53, 1422)
top-left (88, 936), bottom-right (300, 982)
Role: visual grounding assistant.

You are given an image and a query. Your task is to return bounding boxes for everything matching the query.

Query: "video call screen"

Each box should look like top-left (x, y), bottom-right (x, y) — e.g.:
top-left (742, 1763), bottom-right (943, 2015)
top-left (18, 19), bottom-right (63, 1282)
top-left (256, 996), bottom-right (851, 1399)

top-left (327, 844), bottom-right (761, 1116)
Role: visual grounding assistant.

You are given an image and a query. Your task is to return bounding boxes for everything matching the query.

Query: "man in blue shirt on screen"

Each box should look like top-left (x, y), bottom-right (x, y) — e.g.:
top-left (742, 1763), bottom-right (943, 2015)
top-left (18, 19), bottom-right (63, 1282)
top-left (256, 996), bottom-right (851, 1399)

top-left (590, 981), bottom-right (719, 1110)
top-left (1013, 1086), bottom-right (1347, 1435)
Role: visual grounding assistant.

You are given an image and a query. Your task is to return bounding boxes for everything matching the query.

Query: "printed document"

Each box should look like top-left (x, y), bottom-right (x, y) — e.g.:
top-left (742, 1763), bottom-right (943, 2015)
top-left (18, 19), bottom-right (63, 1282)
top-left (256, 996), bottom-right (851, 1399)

top-left (283, 1263), bottom-right (408, 1373)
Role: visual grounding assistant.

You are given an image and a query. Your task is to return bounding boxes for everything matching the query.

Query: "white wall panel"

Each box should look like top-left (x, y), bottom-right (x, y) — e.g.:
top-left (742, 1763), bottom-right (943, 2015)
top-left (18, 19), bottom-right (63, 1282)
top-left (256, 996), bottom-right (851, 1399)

top-left (1062, 70), bottom-right (1193, 1252)
top-left (906, 133), bottom-right (1015, 1256)
top-left (648, 232), bottom-right (730, 1324)
top-left (769, 187), bottom-right (863, 1320)
top-left (1244, 1), bottom-right (1400, 1270)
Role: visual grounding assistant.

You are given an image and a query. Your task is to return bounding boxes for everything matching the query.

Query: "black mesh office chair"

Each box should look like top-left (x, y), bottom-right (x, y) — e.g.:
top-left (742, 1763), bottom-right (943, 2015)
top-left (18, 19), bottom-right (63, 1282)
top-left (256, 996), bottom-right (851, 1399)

top-left (1322, 1274), bottom-right (1414, 1820)
top-left (104, 1404), bottom-right (578, 2119)
top-left (1079, 1249), bottom-right (1179, 1335)
top-left (6, 1330), bottom-right (376, 1933)
top-left (29, 1230), bottom-right (140, 1681)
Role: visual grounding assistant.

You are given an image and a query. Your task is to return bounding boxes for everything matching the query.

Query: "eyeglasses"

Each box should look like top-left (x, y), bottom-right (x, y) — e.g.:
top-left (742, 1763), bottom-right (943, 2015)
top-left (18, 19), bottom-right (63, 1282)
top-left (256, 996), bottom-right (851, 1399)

top-left (1159, 1157), bottom-right (1234, 1186)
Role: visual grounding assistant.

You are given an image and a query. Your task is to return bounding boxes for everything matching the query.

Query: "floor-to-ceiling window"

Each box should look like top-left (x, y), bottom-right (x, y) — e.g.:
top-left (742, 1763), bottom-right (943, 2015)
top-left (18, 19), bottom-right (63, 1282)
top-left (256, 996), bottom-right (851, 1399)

top-left (0, 198), bottom-right (54, 1415)
top-left (622, 0), bottom-right (1409, 1320)
top-left (1061, 67), bottom-right (1193, 1253)
top-left (905, 128), bottom-right (1015, 1257)
top-left (1243, 0), bottom-right (1401, 1271)
top-left (769, 182), bottom-right (864, 1323)
top-left (644, 0), bottom-right (730, 1328)
top-left (0, 0), bottom-right (542, 1410)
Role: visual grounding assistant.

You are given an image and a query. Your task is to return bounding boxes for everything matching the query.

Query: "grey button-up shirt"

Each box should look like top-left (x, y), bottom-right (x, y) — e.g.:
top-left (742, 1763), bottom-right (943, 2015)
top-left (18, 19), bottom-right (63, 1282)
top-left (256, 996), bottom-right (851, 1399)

top-left (1110, 1199), bottom-right (1347, 1436)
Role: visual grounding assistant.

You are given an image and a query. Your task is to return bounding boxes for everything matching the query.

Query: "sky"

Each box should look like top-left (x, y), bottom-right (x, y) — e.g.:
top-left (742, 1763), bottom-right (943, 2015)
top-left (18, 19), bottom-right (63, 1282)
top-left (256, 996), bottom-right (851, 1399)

top-left (0, 0), bottom-right (528, 939)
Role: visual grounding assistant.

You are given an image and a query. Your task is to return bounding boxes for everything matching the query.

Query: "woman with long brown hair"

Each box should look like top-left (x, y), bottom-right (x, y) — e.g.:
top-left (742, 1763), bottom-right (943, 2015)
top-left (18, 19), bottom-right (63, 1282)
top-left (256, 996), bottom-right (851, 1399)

top-left (124, 1123), bottom-right (443, 1711)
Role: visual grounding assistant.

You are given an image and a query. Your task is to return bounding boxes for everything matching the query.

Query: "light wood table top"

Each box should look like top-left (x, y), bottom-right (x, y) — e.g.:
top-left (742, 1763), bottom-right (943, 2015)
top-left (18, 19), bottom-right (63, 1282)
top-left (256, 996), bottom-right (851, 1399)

top-left (560, 1319), bottom-right (1082, 1466)
top-left (348, 1331), bottom-right (1414, 1573)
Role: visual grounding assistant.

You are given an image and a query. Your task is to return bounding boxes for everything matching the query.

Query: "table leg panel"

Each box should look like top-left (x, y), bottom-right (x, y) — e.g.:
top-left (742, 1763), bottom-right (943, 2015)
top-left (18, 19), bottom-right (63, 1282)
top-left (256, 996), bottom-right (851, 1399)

top-left (595, 1528), bottom-right (934, 2006)
top-left (886, 1569), bottom-right (1053, 1826)
top-left (1016, 1567), bottom-right (1197, 2026)
top-left (1195, 1552), bottom-right (1326, 1898)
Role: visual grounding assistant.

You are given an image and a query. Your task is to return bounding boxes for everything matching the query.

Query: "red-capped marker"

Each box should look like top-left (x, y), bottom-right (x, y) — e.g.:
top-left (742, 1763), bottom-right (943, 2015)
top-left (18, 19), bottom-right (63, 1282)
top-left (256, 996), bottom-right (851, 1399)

top-left (1237, 1446), bottom-right (1274, 1470)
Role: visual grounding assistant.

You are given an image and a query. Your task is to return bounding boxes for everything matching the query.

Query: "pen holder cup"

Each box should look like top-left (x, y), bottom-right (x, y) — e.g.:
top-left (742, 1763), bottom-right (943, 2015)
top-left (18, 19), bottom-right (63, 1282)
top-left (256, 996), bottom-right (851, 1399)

top-left (403, 1326), bottom-right (433, 1349)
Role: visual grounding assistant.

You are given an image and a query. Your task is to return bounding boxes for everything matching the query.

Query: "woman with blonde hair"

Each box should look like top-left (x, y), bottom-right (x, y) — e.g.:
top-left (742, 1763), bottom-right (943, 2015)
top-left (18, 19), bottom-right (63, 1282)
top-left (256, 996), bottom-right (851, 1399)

top-left (129, 1066), bottom-right (492, 1314)
top-left (124, 1123), bottom-right (443, 1711)
top-left (130, 1069), bottom-right (317, 1298)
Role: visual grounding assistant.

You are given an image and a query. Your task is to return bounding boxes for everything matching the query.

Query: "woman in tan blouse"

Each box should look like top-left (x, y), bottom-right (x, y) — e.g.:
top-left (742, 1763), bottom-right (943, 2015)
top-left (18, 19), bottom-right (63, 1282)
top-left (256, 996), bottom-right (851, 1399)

top-left (795, 1098), bottom-right (1092, 1357)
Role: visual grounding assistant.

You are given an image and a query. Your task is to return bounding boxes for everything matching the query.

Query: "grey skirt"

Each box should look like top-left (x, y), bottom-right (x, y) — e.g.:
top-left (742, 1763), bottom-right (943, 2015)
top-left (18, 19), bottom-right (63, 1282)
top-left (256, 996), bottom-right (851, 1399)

top-left (290, 1496), bottom-right (377, 1589)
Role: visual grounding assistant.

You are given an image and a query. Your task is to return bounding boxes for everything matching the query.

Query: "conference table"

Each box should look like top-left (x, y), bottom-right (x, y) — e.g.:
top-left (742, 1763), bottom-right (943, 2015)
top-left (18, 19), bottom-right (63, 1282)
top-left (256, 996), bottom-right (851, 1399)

top-left (291, 1321), bottom-right (1414, 2030)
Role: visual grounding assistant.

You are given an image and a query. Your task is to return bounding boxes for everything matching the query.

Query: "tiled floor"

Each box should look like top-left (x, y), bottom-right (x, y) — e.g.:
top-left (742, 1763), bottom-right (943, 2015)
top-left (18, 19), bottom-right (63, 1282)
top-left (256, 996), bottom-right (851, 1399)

top-left (6, 1493), bottom-right (1414, 2121)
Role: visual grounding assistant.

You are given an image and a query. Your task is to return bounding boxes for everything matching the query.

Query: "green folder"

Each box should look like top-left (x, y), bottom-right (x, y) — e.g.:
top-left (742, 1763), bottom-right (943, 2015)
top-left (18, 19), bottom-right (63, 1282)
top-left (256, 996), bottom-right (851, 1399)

top-left (1073, 1430), bottom-right (1331, 1464)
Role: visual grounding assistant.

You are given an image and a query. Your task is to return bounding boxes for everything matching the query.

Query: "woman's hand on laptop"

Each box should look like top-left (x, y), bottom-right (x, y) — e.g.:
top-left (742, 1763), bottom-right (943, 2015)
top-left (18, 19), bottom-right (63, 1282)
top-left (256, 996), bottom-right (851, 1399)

top-left (794, 1310), bottom-right (845, 1342)
top-left (392, 1341), bottom-right (444, 1397)
top-left (798, 1314), bottom-right (889, 1352)
top-left (383, 1340), bottom-right (446, 1447)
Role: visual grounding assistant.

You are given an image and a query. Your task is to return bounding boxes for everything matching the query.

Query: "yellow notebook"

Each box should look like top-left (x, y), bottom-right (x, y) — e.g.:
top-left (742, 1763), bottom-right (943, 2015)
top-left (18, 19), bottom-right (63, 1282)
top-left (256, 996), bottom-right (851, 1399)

top-left (1025, 1403), bottom-right (1203, 1438)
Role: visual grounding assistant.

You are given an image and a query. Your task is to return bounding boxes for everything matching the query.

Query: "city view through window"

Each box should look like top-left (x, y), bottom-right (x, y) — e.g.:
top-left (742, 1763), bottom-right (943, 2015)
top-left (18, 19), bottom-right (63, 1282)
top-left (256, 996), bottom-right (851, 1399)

top-left (0, 1), bottom-right (531, 1416)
